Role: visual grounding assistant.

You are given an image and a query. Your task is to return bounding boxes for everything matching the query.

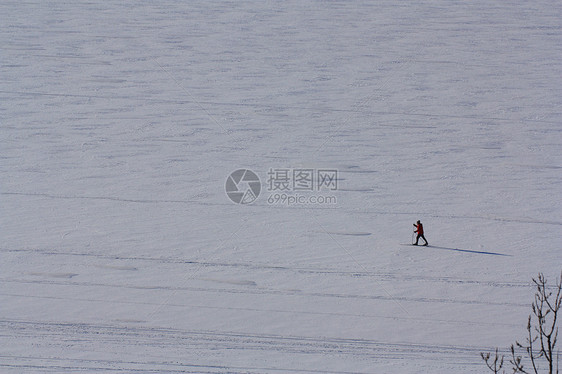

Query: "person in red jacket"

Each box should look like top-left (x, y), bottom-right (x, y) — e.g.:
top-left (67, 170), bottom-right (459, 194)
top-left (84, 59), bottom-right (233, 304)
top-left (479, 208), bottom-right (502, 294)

top-left (413, 220), bottom-right (428, 246)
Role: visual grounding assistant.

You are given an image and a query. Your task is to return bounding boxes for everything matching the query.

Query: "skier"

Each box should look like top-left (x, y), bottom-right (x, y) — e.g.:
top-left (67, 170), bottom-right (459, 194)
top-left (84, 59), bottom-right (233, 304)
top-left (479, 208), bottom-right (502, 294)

top-left (413, 220), bottom-right (428, 246)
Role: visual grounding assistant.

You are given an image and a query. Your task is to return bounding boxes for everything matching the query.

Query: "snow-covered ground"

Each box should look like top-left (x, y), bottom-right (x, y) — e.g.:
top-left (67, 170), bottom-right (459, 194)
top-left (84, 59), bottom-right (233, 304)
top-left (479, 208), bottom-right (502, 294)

top-left (1, 1), bottom-right (561, 372)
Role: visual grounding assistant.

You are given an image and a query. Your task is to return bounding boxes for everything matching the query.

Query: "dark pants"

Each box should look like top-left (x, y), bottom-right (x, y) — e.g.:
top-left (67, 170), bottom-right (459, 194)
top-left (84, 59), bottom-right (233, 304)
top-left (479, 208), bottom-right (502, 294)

top-left (415, 234), bottom-right (428, 245)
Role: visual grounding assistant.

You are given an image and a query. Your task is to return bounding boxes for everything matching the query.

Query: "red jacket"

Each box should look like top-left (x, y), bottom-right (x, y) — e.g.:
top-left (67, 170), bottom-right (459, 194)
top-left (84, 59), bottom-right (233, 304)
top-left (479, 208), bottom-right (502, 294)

top-left (415, 223), bottom-right (424, 235)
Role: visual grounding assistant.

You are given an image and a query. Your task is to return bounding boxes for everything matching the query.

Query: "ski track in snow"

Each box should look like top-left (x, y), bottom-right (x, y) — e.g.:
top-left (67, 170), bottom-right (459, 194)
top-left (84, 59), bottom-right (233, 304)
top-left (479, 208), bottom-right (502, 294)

top-left (4, 191), bottom-right (561, 226)
top-left (0, 319), bottom-right (491, 373)
top-left (0, 247), bottom-right (534, 288)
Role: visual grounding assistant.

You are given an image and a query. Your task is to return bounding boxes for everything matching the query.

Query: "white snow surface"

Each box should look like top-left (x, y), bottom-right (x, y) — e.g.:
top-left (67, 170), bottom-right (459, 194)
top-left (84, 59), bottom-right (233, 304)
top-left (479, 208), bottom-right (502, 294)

top-left (1, 1), bottom-right (561, 373)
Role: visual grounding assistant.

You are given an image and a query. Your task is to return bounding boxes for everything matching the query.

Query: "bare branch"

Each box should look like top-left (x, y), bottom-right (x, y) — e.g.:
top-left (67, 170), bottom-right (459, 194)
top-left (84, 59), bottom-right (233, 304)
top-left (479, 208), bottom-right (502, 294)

top-left (492, 272), bottom-right (561, 374)
top-left (482, 348), bottom-right (504, 373)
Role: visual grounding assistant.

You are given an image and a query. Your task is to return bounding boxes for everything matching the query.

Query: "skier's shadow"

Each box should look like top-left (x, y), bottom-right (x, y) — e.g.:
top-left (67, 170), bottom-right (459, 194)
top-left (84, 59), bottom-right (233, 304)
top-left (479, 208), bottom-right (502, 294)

top-left (428, 245), bottom-right (511, 257)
